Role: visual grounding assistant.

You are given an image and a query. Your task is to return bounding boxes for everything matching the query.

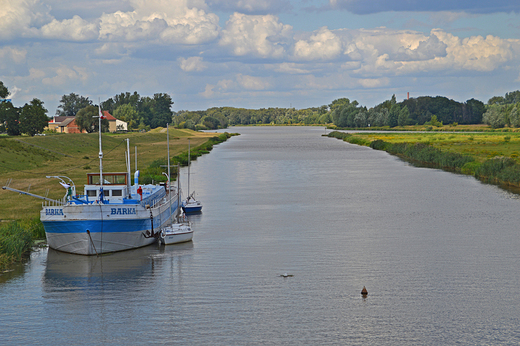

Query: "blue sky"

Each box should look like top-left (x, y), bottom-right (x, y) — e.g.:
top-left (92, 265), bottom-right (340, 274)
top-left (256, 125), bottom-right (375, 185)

top-left (1, 0), bottom-right (520, 115)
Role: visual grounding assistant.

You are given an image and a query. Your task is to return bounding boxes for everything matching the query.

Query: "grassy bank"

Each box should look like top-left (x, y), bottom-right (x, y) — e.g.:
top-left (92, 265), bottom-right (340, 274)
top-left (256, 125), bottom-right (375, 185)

top-left (328, 131), bottom-right (520, 189)
top-left (0, 128), bottom-right (221, 220)
top-left (0, 218), bottom-right (45, 271)
top-left (0, 129), bottom-right (236, 270)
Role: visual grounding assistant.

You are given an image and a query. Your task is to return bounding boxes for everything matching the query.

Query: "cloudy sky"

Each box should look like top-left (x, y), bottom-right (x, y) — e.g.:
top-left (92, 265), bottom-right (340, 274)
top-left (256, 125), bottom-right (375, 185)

top-left (1, 0), bottom-right (520, 114)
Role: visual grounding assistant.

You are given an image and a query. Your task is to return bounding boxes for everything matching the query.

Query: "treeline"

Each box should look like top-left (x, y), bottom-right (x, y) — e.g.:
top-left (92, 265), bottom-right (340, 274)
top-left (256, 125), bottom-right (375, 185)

top-left (0, 82), bottom-right (49, 136)
top-left (173, 94), bottom-right (490, 130)
top-left (329, 131), bottom-right (520, 188)
top-left (3, 76), bottom-right (520, 135)
top-left (60, 91), bottom-right (174, 132)
top-left (174, 106), bottom-right (330, 130)
top-left (0, 80), bottom-right (176, 136)
top-left (481, 91), bottom-right (520, 129)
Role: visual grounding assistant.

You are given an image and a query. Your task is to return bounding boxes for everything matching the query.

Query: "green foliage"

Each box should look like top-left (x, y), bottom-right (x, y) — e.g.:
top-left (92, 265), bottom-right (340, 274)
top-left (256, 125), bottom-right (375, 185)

top-left (398, 105), bottom-right (410, 126)
top-left (56, 93), bottom-right (92, 117)
top-left (0, 81), bottom-right (9, 99)
top-left (20, 99), bottom-right (49, 136)
top-left (388, 103), bottom-right (400, 127)
top-left (100, 91), bottom-right (174, 129)
top-left (482, 104), bottom-right (506, 128)
top-left (427, 115), bottom-right (443, 127)
top-left (76, 105), bottom-right (108, 133)
top-left (400, 96), bottom-right (484, 125)
top-left (0, 220), bottom-right (34, 270)
top-left (475, 157), bottom-right (520, 186)
top-left (373, 141), bottom-right (475, 171)
top-left (461, 161), bottom-right (481, 175)
top-left (114, 103), bottom-right (140, 129)
top-left (0, 101), bottom-right (20, 135)
top-left (327, 131), bottom-right (371, 146)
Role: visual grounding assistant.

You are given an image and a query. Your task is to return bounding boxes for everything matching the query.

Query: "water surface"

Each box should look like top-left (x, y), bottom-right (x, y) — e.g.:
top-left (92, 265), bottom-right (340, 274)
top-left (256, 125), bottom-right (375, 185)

top-left (1, 126), bottom-right (520, 345)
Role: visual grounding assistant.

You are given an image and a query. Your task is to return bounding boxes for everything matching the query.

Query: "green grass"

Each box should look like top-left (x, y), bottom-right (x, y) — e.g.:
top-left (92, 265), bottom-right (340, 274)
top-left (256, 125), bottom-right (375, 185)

top-left (0, 128), bottom-right (221, 221)
top-left (329, 131), bottom-right (520, 189)
top-left (0, 218), bottom-right (44, 271)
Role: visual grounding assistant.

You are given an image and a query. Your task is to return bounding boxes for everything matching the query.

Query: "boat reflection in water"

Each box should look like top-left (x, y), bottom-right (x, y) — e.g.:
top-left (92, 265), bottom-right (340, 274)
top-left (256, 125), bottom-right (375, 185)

top-left (43, 242), bottom-right (194, 292)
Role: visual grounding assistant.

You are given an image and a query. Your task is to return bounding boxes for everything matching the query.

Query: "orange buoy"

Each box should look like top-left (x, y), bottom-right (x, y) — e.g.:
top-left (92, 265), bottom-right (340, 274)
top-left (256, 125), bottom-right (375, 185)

top-left (361, 286), bottom-right (368, 296)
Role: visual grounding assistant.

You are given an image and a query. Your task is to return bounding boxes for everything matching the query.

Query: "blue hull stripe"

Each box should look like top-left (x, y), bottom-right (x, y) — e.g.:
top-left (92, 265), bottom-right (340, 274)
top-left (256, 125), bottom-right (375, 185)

top-left (43, 219), bottom-right (151, 234)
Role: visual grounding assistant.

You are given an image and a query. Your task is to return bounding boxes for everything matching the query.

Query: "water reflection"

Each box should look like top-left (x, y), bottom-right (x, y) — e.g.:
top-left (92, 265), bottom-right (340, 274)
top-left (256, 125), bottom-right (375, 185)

top-left (44, 243), bottom-right (194, 293)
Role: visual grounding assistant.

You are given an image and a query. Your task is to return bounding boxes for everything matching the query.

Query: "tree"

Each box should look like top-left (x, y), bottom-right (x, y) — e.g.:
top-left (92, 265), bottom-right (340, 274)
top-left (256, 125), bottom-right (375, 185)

top-left (20, 99), bottom-right (48, 136)
top-left (398, 105), bottom-right (410, 126)
top-left (114, 104), bottom-right (139, 129)
top-left (150, 93), bottom-right (174, 128)
top-left (76, 105), bottom-right (108, 133)
top-left (0, 81), bottom-right (9, 99)
top-left (388, 103), bottom-right (400, 127)
top-left (56, 93), bottom-right (92, 117)
top-left (509, 104), bottom-right (520, 128)
top-left (482, 105), bottom-right (506, 128)
top-left (1, 101), bottom-right (21, 135)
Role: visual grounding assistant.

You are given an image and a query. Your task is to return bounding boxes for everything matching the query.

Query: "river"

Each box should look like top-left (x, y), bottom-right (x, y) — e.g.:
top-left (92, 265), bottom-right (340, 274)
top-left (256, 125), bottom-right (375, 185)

top-left (1, 126), bottom-right (520, 345)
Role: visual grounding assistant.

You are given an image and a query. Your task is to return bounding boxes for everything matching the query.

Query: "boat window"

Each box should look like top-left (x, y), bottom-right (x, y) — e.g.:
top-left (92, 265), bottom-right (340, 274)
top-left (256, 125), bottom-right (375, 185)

top-left (111, 190), bottom-right (122, 196)
top-left (86, 190), bottom-right (97, 197)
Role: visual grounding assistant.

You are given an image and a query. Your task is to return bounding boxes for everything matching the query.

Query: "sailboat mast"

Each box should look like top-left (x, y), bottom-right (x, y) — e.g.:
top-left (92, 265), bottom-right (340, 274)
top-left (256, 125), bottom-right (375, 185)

top-left (167, 124), bottom-right (172, 222)
top-left (187, 138), bottom-right (191, 197)
top-left (98, 106), bottom-right (103, 189)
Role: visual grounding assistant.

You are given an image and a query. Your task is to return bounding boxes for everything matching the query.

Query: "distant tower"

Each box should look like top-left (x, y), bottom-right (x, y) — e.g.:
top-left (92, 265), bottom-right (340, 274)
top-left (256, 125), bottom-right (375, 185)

top-left (407, 92), bottom-right (409, 100)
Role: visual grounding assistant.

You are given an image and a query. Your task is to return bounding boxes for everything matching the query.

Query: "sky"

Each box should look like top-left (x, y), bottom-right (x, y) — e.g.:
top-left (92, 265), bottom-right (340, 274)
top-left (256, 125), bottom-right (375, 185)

top-left (1, 0), bottom-right (520, 115)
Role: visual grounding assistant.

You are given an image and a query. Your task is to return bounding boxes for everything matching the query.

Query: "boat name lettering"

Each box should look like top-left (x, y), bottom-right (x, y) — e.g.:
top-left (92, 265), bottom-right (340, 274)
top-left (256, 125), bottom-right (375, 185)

top-left (46, 208), bottom-right (64, 215)
top-left (111, 208), bottom-right (136, 215)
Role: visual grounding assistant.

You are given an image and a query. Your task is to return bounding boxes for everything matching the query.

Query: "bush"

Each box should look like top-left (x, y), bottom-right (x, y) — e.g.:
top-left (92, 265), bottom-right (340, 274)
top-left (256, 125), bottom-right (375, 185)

top-left (0, 221), bottom-right (34, 270)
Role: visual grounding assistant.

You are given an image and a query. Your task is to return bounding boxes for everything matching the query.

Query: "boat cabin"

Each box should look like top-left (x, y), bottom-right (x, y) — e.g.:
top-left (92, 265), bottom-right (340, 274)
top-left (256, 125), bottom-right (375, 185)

top-left (84, 172), bottom-right (130, 203)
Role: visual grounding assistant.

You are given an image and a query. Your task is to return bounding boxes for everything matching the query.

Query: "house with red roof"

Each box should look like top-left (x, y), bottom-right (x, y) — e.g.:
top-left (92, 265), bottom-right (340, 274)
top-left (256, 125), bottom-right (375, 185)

top-left (47, 111), bottom-right (127, 133)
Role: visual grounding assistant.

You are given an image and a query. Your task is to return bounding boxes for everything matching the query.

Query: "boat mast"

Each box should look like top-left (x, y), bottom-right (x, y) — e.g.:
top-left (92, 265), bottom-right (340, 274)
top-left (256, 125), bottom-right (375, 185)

top-left (167, 124), bottom-right (172, 222)
top-left (188, 138), bottom-right (191, 198)
top-left (126, 138), bottom-right (131, 198)
top-left (98, 105), bottom-right (103, 190)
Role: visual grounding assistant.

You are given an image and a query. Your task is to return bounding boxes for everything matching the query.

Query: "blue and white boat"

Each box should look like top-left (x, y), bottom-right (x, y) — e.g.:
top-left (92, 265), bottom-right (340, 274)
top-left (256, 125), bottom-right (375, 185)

top-left (40, 169), bottom-right (178, 255)
top-left (182, 138), bottom-right (203, 213)
top-left (3, 108), bottom-right (179, 255)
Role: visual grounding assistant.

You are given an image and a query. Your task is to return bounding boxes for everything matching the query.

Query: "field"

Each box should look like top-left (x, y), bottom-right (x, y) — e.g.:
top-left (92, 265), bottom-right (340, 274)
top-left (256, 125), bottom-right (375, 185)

top-left (0, 128), bottom-right (218, 220)
top-left (347, 131), bottom-right (520, 163)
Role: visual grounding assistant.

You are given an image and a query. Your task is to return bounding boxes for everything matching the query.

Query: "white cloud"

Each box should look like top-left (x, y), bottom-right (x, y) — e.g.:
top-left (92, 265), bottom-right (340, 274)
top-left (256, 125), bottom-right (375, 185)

top-left (179, 56), bottom-right (207, 71)
top-left (293, 27), bottom-right (342, 61)
top-left (0, 47), bottom-right (27, 64)
top-left (0, 0), bottom-right (52, 39)
top-left (201, 83), bottom-right (214, 97)
top-left (216, 79), bottom-right (234, 90)
top-left (125, 0), bottom-right (220, 44)
top-left (357, 77), bottom-right (390, 88)
top-left (207, 0), bottom-right (292, 14)
top-left (42, 65), bottom-right (89, 86)
top-left (219, 13), bottom-right (292, 58)
top-left (271, 62), bottom-right (311, 74)
top-left (236, 74), bottom-right (270, 90)
top-left (40, 15), bottom-right (98, 41)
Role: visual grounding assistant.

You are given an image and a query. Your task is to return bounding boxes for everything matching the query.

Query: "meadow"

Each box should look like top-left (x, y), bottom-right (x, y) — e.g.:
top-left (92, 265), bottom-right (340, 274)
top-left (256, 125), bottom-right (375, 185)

top-left (0, 128), bottom-right (218, 220)
top-left (329, 130), bottom-right (520, 190)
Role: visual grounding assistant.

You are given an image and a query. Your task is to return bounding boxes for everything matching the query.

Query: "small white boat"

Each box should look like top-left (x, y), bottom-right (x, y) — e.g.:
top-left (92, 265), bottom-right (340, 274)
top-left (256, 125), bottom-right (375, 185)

top-left (160, 125), bottom-right (194, 245)
top-left (160, 212), bottom-right (193, 245)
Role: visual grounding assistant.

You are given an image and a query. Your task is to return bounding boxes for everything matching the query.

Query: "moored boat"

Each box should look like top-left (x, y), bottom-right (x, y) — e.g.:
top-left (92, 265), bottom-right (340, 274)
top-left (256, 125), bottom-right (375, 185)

top-left (3, 107), bottom-right (179, 255)
top-left (160, 124), bottom-right (194, 245)
top-left (182, 138), bottom-right (203, 213)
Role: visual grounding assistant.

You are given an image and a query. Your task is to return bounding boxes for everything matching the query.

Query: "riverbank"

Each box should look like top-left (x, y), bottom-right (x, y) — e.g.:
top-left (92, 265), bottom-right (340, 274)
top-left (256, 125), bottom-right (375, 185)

top-left (0, 129), bottom-right (236, 270)
top-left (328, 131), bottom-right (520, 190)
